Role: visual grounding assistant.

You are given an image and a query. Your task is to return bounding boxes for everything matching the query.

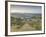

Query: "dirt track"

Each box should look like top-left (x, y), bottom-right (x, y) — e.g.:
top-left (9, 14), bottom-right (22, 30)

top-left (11, 22), bottom-right (35, 32)
top-left (18, 23), bottom-right (35, 31)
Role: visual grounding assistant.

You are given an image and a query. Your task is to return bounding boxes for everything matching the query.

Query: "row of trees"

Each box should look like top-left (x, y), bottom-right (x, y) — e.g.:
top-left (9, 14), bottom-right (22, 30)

top-left (31, 16), bottom-right (41, 19)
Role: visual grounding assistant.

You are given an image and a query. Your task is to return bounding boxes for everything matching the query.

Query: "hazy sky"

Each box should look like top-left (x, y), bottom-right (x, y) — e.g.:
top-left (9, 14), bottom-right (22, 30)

top-left (10, 5), bottom-right (42, 13)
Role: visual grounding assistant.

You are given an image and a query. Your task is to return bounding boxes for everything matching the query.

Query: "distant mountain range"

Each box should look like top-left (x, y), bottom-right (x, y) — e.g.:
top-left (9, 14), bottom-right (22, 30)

top-left (11, 13), bottom-right (41, 18)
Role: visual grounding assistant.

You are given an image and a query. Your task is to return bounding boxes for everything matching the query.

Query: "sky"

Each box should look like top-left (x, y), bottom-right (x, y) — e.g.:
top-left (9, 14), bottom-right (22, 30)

top-left (10, 5), bottom-right (42, 13)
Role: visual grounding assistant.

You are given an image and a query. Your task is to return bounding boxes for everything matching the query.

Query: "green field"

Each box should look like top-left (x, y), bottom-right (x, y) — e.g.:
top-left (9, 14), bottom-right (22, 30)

top-left (11, 16), bottom-right (42, 32)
